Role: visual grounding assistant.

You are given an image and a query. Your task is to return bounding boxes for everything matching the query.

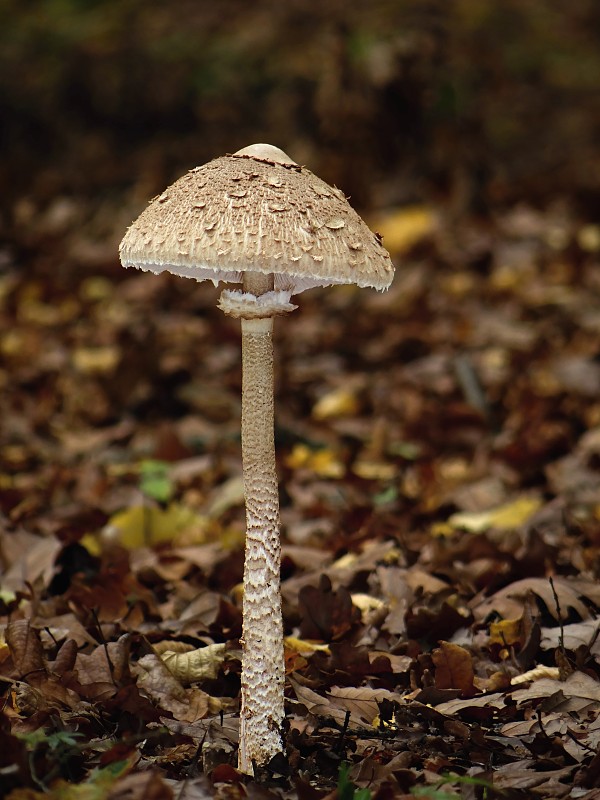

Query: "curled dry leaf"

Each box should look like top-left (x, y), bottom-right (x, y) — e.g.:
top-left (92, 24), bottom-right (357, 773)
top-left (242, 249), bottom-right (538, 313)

top-left (152, 640), bottom-right (194, 656)
top-left (160, 642), bottom-right (227, 685)
top-left (511, 666), bottom-right (560, 685)
top-left (284, 636), bottom-right (331, 656)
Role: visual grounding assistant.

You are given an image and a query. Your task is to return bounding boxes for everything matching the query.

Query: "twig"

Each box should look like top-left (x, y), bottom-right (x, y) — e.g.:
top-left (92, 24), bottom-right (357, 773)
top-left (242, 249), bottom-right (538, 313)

top-left (335, 710), bottom-right (351, 754)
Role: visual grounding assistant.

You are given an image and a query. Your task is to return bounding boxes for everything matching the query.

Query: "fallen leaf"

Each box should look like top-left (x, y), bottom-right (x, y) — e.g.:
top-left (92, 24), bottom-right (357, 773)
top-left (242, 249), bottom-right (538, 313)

top-left (370, 205), bottom-right (438, 256)
top-left (285, 443), bottom-right (345, 478)
top-left (474, 577), bottom-right (594, 622)
top-left (511, 666), bottom-right (560, 684)
top-left (101, 503), bottom-right (207, 550)
top-left (489, 618), bottom-right (523, 647)
top-left (312, 387), bottom-right (359, 420)
top-left (160, 643), bottom-right (227, 684)
top-left (72, 345), bottom-right (121, 374)
top-left (135, 652), bottom-right (210, 723)
top-left (511, 670), bottom-right (600, 714)
top-left (6, 620), bottom-right (45, 679)
top-left (540, 620), bottom-right (600, 657)
top-left (298, 575), bottom-right (361, 641)
top-left (449, 496), bottom-right (542, 533)
top-left (432, 641), bottom-right (477, 697)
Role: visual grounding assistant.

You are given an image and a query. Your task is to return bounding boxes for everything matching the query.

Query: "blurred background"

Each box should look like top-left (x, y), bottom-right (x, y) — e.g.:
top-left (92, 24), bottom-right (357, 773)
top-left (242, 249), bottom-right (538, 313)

top-left (2, 0), bottom-right (600, 541)
top-left (2, 0), bottom-right (600, 229)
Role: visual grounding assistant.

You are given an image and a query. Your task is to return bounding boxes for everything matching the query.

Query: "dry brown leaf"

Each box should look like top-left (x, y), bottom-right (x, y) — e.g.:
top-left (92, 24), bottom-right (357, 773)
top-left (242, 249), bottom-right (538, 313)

top-left (39, 613), bottom-right (99, 648)
top-left (434, 692), bottom-right (507, 715)
top-left (327, 686), bottom-right (402, 725)
top-left (368, 651), bottom-right (412, 673)
top-left (136, 652), bottom-right (210, 723)
top-left (50, 638), bottom-right (78, 674)
top-left (81, 635), bottom-right (131, 684)
top-left (431, 641), bottom-right (477, 697)
top-left (493, 762), bottom-right (575, 792)
top-left (6, 620), bottom-right (45, 679)
top-left (106, 770), bottom-right (174, 800)
top-left (473, 577), bottom-right (593, 622)
top-left (511, 670), bottom-right (600, 715)
top-left (153, 640), bottom-right (194, 657)
top-left (291, 679), bottom-right (402, 727)
top-left (540, 620), bottom-right (600, 656)
top-left (1, 532), bottom-right (62, 593)
top-left (375, 565), bottom-right (413, 636)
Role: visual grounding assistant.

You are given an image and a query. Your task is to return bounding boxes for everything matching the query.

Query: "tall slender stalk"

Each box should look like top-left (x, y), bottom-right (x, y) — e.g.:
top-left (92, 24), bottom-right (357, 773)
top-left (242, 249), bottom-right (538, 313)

top-left (237, 274), bottom-right (284, 774)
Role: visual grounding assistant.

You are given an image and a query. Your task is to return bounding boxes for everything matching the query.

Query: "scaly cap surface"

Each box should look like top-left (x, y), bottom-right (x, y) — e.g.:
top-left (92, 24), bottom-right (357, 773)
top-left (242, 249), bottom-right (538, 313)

top-left (120, 144), bottom-right (394, 294)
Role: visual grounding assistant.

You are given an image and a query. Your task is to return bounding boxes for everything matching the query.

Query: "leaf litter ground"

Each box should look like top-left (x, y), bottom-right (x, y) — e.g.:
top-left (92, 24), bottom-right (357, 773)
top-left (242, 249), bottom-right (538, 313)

top-left (2, 202), bottom-right (600, 798)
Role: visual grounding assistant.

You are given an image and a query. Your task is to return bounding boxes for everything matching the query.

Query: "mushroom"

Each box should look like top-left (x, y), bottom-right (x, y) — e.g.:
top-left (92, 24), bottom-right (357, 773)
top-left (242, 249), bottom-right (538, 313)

top-left (119, 144), bottom-right (394, 773)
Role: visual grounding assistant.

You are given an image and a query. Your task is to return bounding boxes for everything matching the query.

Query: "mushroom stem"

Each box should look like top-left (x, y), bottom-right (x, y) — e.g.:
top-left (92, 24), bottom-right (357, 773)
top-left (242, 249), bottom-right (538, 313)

top-left (238, 272), bottom-right (284, 774)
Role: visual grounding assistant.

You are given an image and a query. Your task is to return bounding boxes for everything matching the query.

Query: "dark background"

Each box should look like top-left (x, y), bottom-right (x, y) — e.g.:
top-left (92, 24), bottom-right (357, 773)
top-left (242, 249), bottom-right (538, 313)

top-left (2, 0), bottom-right (600, 228)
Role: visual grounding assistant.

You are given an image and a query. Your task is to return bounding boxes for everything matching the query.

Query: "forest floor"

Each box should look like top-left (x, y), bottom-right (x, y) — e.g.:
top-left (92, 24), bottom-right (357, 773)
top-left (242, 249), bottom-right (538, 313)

top-left (2, 192), bottom-right (600, 799)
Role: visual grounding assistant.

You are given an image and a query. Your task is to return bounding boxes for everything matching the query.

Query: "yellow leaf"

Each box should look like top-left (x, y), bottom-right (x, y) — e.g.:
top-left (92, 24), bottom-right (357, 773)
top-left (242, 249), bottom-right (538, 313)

top-left (370, 205), bottom-right (437, 256)
top-left (312, 388), bottom-right (359, 420)
top-left (0, 632), bottom-right (9, 665)
top-left (0, 589), bottom-right (16, 605)
top-left (351, 593), bottom-right (386, 623)
top-left (101, 503), bottom-right (207, 550)
top-left (577, 224), bottom-right (600, 253)
top-left (285, 443), bottom-right (345, 478)
top-left (352, 460), bottom-right (396, 480)
top-left (72, 345), bottom-right (120, 374)
top-left (79, 532), bottom-right (102, 556)
top-left (448, 496), bottom-right (542, 533)
top-left (161, 643), bottom-right (227, 685)
top-left (284, 636), bottom-right (331, 656)
top-left (489, 618), bottom-right (522, 647)
top-left (332, 552), bottom-right (357, 569)
top-left (430, 522), bottom-right (454, 538)
top-left (511, 666), bottom-right (560, 685)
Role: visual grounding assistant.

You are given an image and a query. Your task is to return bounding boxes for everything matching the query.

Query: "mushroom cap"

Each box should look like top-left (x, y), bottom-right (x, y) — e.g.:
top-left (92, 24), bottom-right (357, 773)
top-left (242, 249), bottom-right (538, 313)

top-left (119, 144), bottom-right (394, 294)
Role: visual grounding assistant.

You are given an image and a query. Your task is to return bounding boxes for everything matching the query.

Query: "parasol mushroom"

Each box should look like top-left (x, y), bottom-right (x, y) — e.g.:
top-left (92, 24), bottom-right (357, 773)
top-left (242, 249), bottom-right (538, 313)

top-left (119, 143), bottom-right (394, 774)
